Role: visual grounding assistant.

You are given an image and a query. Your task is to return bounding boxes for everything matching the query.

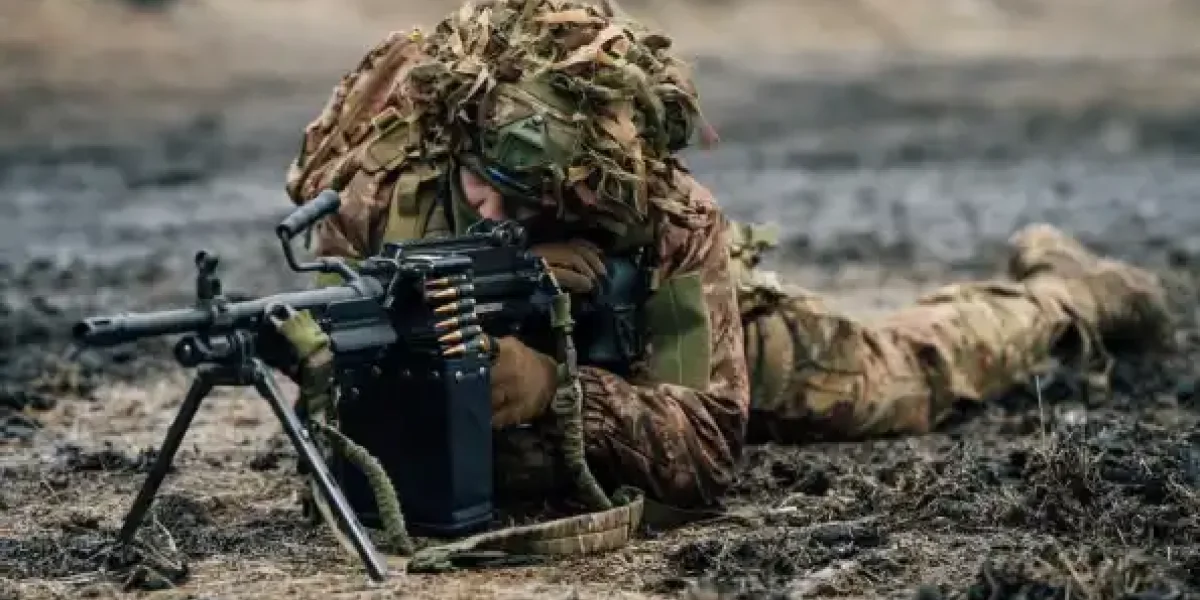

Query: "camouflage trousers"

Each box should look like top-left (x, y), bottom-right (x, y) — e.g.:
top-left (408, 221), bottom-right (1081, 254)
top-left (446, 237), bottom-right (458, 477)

top-left (733, 223), bottom-right (1172, 443)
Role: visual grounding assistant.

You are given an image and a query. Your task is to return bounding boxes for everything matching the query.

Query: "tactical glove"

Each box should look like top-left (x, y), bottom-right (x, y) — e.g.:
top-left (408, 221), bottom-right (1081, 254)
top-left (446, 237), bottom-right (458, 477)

top-left (490, 336), bottom-right (559, 428)
top-left (529, 239), bottom-right (607, 295)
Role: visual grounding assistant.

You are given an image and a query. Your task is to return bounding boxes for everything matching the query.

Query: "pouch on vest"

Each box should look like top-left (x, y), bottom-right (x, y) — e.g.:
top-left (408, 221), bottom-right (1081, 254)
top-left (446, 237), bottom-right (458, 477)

top-left (644, 271), bottom-right (712, 390)
top-left (573, 255), bottom-right (650, 377)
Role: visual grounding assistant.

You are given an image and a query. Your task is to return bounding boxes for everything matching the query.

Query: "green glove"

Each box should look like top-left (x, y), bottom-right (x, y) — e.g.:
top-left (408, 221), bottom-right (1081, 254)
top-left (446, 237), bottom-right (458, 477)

top-left (266, 304), bottom-right (335, 419)
top-left (270, 307), bottom-right (330, 361)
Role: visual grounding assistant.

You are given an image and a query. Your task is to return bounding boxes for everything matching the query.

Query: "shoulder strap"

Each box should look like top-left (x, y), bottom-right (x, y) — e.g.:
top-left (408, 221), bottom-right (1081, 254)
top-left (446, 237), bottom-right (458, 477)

top-left (407, 487), bottom-right (644, 572)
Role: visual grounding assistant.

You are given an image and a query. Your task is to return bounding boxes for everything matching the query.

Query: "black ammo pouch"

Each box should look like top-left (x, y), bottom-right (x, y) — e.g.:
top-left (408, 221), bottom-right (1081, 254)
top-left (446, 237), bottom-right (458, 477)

top-left (572, 252), bottom-right (651, 376)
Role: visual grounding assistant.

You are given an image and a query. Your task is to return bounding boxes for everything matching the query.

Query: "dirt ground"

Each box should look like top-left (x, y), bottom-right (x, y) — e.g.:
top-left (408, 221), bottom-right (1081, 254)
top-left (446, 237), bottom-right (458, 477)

top-left (2, 1), bottom-right (1200, 598)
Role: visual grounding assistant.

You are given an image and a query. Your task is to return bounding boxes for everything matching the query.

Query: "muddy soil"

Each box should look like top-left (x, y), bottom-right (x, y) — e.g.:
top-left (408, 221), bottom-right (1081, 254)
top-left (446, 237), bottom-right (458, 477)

top-left (2, 2), bottom-right (1200, 599)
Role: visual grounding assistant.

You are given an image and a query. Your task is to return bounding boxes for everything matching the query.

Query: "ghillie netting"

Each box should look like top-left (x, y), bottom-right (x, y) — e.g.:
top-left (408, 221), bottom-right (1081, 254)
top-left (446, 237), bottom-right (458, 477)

top-left (287, 0), bottom-right (718, 231)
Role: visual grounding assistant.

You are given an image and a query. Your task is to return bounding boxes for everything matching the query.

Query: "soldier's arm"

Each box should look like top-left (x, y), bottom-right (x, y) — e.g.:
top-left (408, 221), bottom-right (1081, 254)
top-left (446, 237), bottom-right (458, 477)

top-left (579, 175), bottom-right (751, 508)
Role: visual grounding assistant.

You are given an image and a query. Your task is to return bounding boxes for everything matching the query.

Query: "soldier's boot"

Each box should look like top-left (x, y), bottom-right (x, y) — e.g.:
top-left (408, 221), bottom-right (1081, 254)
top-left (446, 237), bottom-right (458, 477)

top-left (1006, 223), bottom-right (1171, 355)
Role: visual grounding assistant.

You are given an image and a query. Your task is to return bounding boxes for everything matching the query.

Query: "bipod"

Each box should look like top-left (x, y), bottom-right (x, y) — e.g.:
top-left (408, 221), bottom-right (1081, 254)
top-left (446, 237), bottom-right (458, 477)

top-left (116, 330), bottom-right (388, 582)
top-left (115, 251), bottom-right (389, 582)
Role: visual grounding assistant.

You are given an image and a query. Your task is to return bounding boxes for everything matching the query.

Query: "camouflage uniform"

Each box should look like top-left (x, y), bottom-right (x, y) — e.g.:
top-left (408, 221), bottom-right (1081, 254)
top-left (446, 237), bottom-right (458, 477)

top-left (731, 221), bottom-right (1171, 444)
top-left (287, 0), bottom-right (1171, 512)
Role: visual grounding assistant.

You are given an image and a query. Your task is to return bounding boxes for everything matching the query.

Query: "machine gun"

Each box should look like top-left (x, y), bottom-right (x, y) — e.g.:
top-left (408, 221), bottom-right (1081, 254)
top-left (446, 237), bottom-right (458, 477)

top-left (71, 190), bottom-right (590, 582)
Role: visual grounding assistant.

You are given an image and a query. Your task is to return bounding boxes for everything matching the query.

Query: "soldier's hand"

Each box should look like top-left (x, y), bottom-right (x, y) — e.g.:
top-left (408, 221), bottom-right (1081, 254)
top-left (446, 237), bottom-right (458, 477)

top-left (529, 239), bottom-right (607, 294)
top-left (489, 336), bottom-right (558, 428)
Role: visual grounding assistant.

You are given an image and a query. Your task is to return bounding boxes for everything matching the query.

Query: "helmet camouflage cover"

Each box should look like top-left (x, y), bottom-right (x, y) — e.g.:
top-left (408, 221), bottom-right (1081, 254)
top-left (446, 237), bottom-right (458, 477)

top-left (403, 0), bottom-right (717, 232)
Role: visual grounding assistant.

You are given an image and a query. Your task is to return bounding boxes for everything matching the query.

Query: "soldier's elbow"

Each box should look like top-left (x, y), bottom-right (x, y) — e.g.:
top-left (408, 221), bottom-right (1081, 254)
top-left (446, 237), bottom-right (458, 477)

top-left (660, 431), bottom-right (742, 509)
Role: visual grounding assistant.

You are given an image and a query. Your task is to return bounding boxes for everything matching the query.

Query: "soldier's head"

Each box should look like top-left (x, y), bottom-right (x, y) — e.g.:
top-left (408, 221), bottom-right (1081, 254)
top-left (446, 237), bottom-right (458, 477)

top-left (416, 0), bottom-right (715, 240)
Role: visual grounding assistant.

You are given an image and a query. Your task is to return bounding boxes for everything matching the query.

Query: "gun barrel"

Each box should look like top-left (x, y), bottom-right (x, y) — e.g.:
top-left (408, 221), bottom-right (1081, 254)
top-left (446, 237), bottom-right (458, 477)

top-left (73, 309), bottom-right (211, 347)
top-left (72, 280), bottom-right (385, 348)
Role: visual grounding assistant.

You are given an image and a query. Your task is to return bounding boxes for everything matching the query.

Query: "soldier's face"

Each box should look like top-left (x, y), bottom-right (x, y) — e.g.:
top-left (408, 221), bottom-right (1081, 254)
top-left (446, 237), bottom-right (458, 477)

top-left (459, 167), bottom-right (508, 220)
top-left (459, 165), bottom-right (599, 227)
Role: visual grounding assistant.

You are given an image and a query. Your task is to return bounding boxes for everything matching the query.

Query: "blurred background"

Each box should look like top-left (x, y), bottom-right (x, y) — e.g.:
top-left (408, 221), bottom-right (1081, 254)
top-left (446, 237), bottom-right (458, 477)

top-left (3, 0), bottom-right (1200, 313)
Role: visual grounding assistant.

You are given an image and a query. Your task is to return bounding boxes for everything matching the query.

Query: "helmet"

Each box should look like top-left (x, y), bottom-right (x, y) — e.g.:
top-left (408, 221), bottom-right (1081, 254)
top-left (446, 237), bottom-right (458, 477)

top-left (461, 75), bottom-right (585, 210)
top-left (416, 0), bottom-right (717, 233)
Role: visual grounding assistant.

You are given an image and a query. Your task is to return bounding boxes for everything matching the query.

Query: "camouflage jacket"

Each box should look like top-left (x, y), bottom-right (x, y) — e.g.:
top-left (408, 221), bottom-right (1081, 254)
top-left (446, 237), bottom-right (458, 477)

top-left (310, 163), bottom-right (751, 508)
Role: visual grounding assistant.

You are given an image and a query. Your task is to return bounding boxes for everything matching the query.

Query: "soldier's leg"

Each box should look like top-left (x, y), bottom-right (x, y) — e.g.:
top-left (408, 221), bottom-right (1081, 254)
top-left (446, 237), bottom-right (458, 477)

top-left (743, 224), bottom-right (1170, 444)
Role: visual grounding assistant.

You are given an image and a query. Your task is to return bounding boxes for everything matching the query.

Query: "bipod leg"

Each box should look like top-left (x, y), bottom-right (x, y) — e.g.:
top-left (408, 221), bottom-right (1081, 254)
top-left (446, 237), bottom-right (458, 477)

top-left (248, 358), bottom-right (388, 583)
top-left (118, 367), bottom-right (215, 545)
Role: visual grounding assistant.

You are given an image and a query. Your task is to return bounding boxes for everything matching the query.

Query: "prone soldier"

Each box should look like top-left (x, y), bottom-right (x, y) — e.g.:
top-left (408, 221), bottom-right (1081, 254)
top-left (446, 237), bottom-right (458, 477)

top-left (279, 0), bottom-right (1172, 515)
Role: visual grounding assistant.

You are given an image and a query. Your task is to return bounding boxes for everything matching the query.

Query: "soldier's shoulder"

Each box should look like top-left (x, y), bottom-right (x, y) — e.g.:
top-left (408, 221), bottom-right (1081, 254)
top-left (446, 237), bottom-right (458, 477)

top-left (286, 28), bottom-right (433, 205)
top-left (648, 163), bottom-right (722, 232)
top-left (648, 164), bottom-right (732, 274)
